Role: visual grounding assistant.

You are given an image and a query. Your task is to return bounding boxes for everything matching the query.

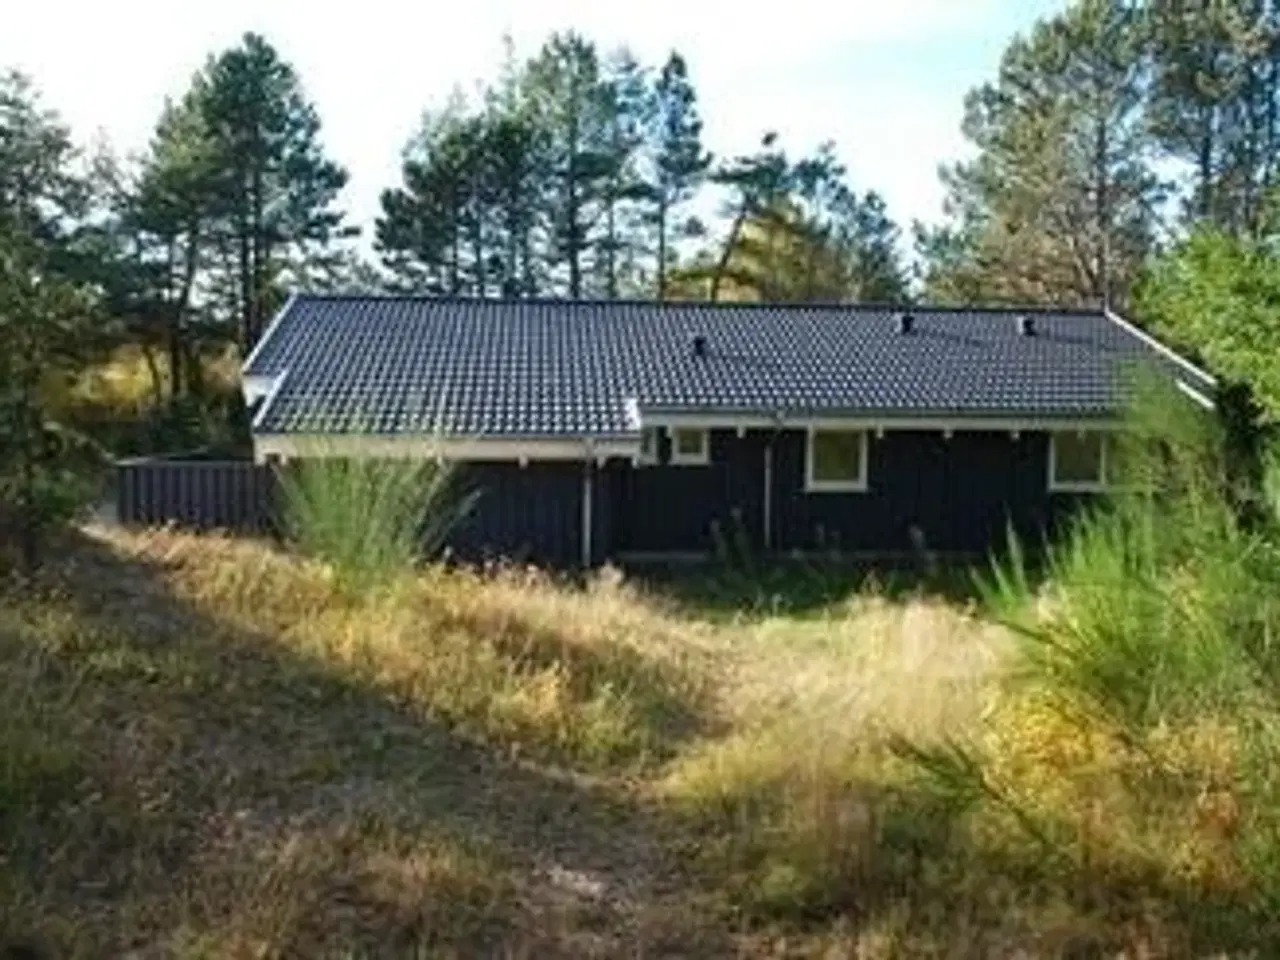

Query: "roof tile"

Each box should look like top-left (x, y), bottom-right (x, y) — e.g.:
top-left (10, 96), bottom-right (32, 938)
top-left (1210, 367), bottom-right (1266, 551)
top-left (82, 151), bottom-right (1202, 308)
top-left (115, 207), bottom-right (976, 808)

top-left (244, 297), bottom-right (1210, 436)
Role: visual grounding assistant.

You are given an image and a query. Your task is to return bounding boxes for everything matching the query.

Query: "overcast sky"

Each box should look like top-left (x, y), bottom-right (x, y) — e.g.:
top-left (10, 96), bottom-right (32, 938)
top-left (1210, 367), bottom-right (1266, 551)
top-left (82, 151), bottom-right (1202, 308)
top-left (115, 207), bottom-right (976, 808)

top-left (4, 0), bottom-right (1067, 245)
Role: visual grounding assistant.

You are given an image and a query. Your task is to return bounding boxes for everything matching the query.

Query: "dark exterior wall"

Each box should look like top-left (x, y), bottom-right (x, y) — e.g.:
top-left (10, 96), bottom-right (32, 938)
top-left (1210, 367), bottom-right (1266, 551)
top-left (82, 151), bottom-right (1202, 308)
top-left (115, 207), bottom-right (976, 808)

top-left (608, 429), bottom-right (766, 555)
top-left (448, 461), bottom-right (584, 567)
top-left (770, 429), bottom-right (1080, 555)
top-left (118, 430), bottom-right (1088, 566)
top-left (607, 428), bottom-right (1086, 558)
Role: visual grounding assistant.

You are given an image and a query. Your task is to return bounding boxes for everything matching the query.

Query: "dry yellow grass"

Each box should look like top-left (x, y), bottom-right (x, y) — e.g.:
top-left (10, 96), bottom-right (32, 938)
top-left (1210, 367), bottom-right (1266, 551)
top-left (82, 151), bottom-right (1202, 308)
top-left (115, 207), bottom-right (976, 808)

top-left (0, 525), bottom-right (1268, 957)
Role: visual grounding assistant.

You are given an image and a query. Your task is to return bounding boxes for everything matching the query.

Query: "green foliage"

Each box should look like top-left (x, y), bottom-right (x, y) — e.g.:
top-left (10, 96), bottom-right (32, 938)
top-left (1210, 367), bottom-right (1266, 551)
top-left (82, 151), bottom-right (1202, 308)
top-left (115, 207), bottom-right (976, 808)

top-left (946, 382), bottom-right (1280, 936)
top-left (377, 31), bottom-right (670, 300)
top-left (921, 1), bottom-right (1280, 305)
top-left (198, 33), bottom-right (352, 349)
top-left (279, 453), bottom-right (475, 595)
top-left (984, 381), bottom-right (1272, 724)
top-left (1148, 1), bottom-right (1280, 234)
top-left (685, 137), bottom-right (907, 303)
top-left (0, 73), bottom-right (113, 569)
top-left (645, 52), bottom-right (712, 299)
top-left (921, 0), bottom-right (1160, 308)
top-left (375, 39), bottom-right (905, 305)
top-left (1139, 227), bottom-right (1280, 420)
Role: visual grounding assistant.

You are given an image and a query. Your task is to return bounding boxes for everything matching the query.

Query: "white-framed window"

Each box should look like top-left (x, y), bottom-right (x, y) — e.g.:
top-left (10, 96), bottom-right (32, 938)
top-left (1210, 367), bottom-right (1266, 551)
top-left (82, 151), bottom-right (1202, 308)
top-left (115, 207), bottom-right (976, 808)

top-left (637, 427), bottom-right (660, 466)
top-left (670, 427), bottom-right (710, 465)
top-left (805, 428), bottom-right (869, 492)
top-left (1048, 430), bottom-right (1108, 492)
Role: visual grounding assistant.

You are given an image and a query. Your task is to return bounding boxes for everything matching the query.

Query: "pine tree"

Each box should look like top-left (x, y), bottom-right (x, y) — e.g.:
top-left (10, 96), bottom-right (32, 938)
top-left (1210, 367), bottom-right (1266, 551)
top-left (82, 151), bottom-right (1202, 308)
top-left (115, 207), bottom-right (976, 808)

top-left (1149, 1), bottom-right (1280, 235)
top-left (595, 50), bottom-right (650, 298)
top-left (645, 52), bottom-right (711, 300)
top-left (922, 0), bottom-right (1161, 308)
top-left (377, 107), bottom-right (513, 296)
top-left (196, 32), bottom-right (350, 351)
top-left (109, 95), bottom-right (218, 401)
top-left (482, 111), bottom-right (544, 296)
top-left (523, 32), bottom-right (615, 299)
top-left (0, 74), bottom-right (103, 569)
top-left (708, 132), bottom-right (792, 300)
top-left (0, 70), bottom-right (89, 270)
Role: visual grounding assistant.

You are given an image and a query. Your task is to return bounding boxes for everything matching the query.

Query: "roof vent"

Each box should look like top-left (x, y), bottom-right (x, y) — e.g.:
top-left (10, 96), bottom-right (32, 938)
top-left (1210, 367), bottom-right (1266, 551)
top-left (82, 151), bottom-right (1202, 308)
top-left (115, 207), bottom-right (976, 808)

top-left (692, 334), bottom-right (708, 358)
top-left (1016, 314), bottom-right (1036, 337)
top-left (898, 312), bottom-right (914, 335)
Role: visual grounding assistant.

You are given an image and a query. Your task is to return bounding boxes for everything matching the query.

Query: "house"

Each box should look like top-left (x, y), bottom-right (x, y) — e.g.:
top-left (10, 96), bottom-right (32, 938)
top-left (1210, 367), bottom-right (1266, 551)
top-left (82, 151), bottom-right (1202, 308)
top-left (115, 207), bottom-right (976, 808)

top-left (240, 295), bottom-right (1216, 567)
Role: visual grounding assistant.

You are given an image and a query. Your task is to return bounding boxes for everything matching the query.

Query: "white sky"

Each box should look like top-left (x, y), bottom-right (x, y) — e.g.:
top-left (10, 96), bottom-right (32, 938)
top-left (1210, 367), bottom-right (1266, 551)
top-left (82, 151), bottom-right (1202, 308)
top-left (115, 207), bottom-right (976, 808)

top-left (3, 0), bottom-right (1066, 248)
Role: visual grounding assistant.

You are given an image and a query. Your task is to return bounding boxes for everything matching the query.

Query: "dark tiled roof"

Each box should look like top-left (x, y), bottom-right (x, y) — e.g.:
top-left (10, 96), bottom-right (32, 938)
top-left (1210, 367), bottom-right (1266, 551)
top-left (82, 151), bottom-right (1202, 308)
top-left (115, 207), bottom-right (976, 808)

top-left (243, 296), bottom-right (1214, 436)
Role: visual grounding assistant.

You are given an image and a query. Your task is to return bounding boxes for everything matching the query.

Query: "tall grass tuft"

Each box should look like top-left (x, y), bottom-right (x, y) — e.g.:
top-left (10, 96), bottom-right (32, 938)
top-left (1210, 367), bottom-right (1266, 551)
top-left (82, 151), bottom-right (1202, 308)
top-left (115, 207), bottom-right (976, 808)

top-left (278, 449), bottom-right (474, 595)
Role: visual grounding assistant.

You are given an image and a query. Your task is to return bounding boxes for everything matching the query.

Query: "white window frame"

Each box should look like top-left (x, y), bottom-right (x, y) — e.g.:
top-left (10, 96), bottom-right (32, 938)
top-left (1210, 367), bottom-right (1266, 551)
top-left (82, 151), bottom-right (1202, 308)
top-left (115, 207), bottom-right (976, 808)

top-left (805, 427), bottom-right (869, 493)
top-left (1048, 430), bottom-right (1108, 493)
top-left (669, 427), bottom-right (710, 466)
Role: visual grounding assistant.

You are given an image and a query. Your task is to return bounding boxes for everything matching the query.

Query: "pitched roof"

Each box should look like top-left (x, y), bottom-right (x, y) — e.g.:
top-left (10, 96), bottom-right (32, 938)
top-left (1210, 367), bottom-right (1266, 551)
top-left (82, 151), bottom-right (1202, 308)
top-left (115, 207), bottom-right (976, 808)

top-left (243, 295), bottom-right (1215, 437)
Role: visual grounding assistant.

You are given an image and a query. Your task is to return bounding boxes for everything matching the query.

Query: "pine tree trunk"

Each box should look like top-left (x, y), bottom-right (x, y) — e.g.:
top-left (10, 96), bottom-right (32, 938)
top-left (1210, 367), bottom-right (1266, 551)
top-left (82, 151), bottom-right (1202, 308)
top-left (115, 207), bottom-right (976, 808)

top-left (605, 190), bottom-right (617, 299)
top-left (1199, 117), bottom-right (1215, 220)
top-left (15, 344), bottom-right (39, 573)
top-left (710, 205), bottom-right (749, 302)
top-left (250, 160), bottom-right (265, 345)
top-left (473, 220), bottom-right (486, 296)
top-left (172, 223), bottom-right (201, 401)
top-left (656, 202), bottom-right (668, 301)
top-left (567, 82), bottom-right (582, 300)
top-left (168, 324), bottom-right (184, 400)
top-left (238, 211), bottom-right (253, 353)
top-left (567, 171), bottom-right (581, 298)
top-left (1094, 110), bottom-right (1111, 308)
top-left (449, 196), bottom-right (461, 295)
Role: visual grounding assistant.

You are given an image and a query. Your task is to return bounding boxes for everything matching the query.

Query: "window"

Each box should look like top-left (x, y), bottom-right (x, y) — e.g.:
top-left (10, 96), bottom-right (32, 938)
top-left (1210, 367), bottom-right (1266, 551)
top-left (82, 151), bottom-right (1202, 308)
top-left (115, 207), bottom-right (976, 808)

top-left (670, 427), bottom-right (710, 465)
top-left (805, 429), bottom-right (868, 492)
top-left (1049, 431), bottom-right (1107, 492)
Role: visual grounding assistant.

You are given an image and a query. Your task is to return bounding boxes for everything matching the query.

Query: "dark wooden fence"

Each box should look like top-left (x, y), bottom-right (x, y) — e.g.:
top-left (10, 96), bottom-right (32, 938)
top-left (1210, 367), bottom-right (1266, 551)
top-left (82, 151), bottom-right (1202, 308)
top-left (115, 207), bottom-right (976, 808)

top-left (116, 458), bottom-right (276, 533)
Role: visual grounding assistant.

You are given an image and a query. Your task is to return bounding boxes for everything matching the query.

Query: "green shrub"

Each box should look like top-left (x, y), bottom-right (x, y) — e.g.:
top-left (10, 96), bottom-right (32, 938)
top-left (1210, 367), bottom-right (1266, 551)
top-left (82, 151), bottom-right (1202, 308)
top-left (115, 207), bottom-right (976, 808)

top-left (940, 379), bottom-right (1280, 944)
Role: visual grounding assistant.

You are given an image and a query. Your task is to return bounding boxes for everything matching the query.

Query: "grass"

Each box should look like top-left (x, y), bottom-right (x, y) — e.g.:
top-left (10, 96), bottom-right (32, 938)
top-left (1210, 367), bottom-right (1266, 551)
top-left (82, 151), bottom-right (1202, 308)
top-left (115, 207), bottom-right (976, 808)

top-left (278, 451), bottom-right (474, 596)
top-left (7, 399), bottom-right (1280, 956)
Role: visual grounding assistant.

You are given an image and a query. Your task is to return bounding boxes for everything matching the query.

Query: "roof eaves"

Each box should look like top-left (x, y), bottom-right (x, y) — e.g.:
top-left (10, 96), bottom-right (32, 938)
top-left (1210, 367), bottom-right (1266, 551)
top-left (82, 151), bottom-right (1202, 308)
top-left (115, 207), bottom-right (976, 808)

top-left (242, 290), bottom-right (300, 376)
top-left (250, 368), bottom-right (290, 432)
top-left (1104, 307), bottom-right (1217, 387)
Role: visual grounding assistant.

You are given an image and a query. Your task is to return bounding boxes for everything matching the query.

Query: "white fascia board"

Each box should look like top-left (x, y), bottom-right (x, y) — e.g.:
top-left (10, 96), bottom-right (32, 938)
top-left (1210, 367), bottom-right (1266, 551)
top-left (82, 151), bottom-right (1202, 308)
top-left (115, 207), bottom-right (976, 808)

top-left (249, 369), bottom-right (290, 431)
top-left (1104, 308), bottom-right (1218, 387)
top-left (1176, 379), bottom-right (1216, 410)
top-left (253, 433), bottom-right (639, 464)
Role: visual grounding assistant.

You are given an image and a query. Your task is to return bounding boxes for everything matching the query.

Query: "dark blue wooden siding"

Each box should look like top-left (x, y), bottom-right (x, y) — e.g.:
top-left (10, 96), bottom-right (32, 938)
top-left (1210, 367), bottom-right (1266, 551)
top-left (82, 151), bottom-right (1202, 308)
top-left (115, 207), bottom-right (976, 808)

top-left (606, 428), bottom-right (1085, 558)
top-left (609, 429), bottom-right (765, 554)
top-left (770, 429), bottom-right (1079, 554)
top-left (448, 462), bottom-right (583, 567)
top-left (118, 430), bottom-right (1086, 565)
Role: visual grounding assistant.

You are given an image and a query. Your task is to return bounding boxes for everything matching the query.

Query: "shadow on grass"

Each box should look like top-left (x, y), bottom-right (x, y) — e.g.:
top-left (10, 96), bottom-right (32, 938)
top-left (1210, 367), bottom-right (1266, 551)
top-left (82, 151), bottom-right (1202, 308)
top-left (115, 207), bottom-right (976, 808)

top-left (430, 600), bottom-right (715, 765)
top-left (0, 532), bottom-right (728, 958)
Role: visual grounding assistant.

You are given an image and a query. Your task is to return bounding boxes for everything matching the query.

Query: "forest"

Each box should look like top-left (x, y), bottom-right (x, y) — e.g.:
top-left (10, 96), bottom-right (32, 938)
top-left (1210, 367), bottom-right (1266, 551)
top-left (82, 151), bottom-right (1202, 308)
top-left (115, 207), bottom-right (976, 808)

top-left (4, 0), bottom-right (1280, 545)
